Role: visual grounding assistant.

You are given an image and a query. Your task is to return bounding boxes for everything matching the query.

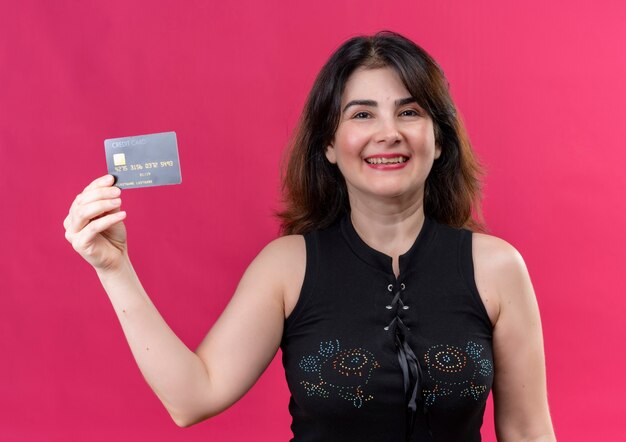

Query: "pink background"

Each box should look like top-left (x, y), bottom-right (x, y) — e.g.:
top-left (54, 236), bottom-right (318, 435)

top-left (1, 1), bottom-right (625, 440)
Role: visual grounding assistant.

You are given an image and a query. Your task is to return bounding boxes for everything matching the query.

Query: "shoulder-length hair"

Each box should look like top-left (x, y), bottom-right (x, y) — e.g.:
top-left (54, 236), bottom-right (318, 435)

top-left (278, 31), bottom-right (485, 235)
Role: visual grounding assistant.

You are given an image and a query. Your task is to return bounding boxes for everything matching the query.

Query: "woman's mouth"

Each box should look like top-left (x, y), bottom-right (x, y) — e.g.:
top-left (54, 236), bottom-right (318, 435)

top-left (364, 155), bottom-right (410, 169)
top-left (365, 156), bottom-right (408, 164)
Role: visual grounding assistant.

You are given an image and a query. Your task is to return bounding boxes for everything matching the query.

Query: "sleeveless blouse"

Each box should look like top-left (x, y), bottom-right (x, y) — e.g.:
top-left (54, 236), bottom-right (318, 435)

top-left (281, 215), bottom-right (494, 441)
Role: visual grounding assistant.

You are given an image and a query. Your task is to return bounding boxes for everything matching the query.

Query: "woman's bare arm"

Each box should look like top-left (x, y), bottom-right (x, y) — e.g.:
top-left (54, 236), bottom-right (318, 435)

top-left (473, 233), bottom-right (556, 441)
top-left (64, 175), bottom-right (306, 427)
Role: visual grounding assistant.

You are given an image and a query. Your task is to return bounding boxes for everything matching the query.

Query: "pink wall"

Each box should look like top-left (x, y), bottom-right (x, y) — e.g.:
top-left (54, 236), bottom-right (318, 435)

top-left (2, 1), bottom-right (625, 440)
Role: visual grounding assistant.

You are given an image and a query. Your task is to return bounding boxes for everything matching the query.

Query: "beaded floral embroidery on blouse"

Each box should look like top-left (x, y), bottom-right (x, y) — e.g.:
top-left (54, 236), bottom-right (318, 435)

top-left (422, 341), bottom-right (493, 408)
top-left (298, 340), bottom-right (380, 408)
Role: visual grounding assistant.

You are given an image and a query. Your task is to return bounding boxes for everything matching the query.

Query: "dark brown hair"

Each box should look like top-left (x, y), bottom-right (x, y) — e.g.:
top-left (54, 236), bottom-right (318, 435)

top-left (278, 31), bottom-right (485, 235)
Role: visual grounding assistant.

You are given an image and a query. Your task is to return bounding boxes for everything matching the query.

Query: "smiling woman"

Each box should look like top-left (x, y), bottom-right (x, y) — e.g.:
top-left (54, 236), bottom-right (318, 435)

top-left (63, 30), bottom-right (555, 442)
top-left (325, 67), bottom-right (440, 206)
top-left (279, 33), bottom-right (484, 236)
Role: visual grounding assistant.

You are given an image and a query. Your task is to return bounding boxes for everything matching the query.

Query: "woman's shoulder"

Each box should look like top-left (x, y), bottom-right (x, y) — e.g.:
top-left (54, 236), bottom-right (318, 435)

top-left (470, 232), bottom-right (531, 327)
top-left (256, 234), bottom-right (306, 273)
top-left (471, 232), bottom-right (528, 278)
top-left (257, 235), bottom-right (306, 318)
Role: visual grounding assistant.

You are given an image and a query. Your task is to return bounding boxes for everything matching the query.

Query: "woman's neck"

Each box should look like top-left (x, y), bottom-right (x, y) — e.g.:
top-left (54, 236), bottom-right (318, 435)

top-left (348, 192), bottom-right (426, 276)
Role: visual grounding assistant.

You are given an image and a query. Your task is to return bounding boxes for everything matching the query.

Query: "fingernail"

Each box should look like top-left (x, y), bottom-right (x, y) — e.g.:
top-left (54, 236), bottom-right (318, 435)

top-left (111, 198), bottom-right (121, 205)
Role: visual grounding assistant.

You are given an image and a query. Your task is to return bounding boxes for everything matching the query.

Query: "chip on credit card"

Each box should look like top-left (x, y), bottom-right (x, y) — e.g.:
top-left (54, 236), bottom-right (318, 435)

top-left (104, 131), bottom-right (182, 189)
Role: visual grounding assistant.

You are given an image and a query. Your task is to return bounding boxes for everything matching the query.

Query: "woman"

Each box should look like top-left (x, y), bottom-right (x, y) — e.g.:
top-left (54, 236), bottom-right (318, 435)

top-left (63, 31), bottom-right (555, 441)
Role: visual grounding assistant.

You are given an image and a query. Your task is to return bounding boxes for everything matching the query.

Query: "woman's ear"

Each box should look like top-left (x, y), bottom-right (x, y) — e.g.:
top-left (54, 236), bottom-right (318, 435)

top-left (434, 144), bottom-right (442, 160)
top-left (325, 143), bottom-right (337, 164)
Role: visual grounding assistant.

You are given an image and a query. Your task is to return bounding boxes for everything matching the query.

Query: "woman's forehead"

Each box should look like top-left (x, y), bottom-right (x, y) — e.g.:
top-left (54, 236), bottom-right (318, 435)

top-left (342, 66), bottom-right (411, 103)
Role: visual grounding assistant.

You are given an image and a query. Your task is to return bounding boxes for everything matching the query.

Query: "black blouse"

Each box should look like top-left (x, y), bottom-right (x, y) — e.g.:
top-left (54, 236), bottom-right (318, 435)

top-left (281, 215), bottom-right (494, 441)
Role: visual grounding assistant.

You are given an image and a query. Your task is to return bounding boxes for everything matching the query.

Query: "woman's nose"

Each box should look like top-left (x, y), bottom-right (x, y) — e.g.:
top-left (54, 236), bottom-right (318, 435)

top-left (375, 117), bottom-right (401, 146)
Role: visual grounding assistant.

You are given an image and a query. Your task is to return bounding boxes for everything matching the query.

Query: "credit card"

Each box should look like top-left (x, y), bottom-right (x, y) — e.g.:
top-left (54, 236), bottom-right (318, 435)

top-left (104, 131), bottom-right (182, 189)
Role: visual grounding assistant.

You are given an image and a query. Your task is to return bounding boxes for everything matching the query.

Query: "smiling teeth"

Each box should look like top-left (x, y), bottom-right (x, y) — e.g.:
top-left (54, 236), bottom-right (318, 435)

top-left (366, 157), bottom-right (407, 164)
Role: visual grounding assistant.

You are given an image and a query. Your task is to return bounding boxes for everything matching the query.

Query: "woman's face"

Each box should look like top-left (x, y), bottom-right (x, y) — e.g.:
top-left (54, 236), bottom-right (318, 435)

top-left (326, 66), bottom-right (440, 205)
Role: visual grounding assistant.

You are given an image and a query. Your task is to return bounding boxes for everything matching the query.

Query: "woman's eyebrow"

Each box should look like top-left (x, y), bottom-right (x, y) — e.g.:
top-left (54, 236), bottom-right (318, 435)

top-left (342, 97), bottom-right (417, 113)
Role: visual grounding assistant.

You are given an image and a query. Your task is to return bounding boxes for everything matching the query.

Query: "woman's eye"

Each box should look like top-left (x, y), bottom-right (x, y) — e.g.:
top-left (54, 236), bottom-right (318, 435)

top-left (400, 109), bottom-right (420, 117)
top-left (353, 111), bottom-right (371, 119)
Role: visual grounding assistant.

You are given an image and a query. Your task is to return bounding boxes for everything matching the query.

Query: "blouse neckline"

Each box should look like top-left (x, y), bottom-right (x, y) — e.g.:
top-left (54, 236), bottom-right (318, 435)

top-left (339, 213), bottom-right (436, 278)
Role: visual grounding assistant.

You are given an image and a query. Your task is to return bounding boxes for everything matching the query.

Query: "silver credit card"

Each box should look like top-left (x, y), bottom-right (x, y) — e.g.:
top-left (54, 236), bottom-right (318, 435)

top-left (104, 131), bottom-right (182, 189)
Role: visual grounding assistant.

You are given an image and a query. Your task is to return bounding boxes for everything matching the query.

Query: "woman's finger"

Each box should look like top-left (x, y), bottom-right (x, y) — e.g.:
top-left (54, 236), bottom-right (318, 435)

top-left (63, 213), bottom-right (71, 231)
top-left (71, 211), bottom-right (127, 253)
top-left (65, 176), bottom-right (118, 229)
top-left (83, 174), bottom-right (115, 192)
top-left (68, 198), bottom-right (122, 233)
top-left (73, 186), bottom-right (121, 208)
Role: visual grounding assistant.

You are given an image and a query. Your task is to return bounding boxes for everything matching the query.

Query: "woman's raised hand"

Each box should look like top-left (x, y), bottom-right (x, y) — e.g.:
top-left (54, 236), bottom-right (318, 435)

top-left (63, 174), bottom-right (128, 273)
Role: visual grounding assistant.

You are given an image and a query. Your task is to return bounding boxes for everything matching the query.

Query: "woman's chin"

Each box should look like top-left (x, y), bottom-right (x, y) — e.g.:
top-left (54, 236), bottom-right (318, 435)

top-left (350, 185), bottom-right (423, 204)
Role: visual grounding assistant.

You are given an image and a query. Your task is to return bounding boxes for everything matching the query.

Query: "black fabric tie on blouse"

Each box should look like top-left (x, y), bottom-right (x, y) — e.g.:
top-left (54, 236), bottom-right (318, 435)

top-left (340, 215), bottom-right (436, 440)
top-left (386, 282), bottom-right (423, 439)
